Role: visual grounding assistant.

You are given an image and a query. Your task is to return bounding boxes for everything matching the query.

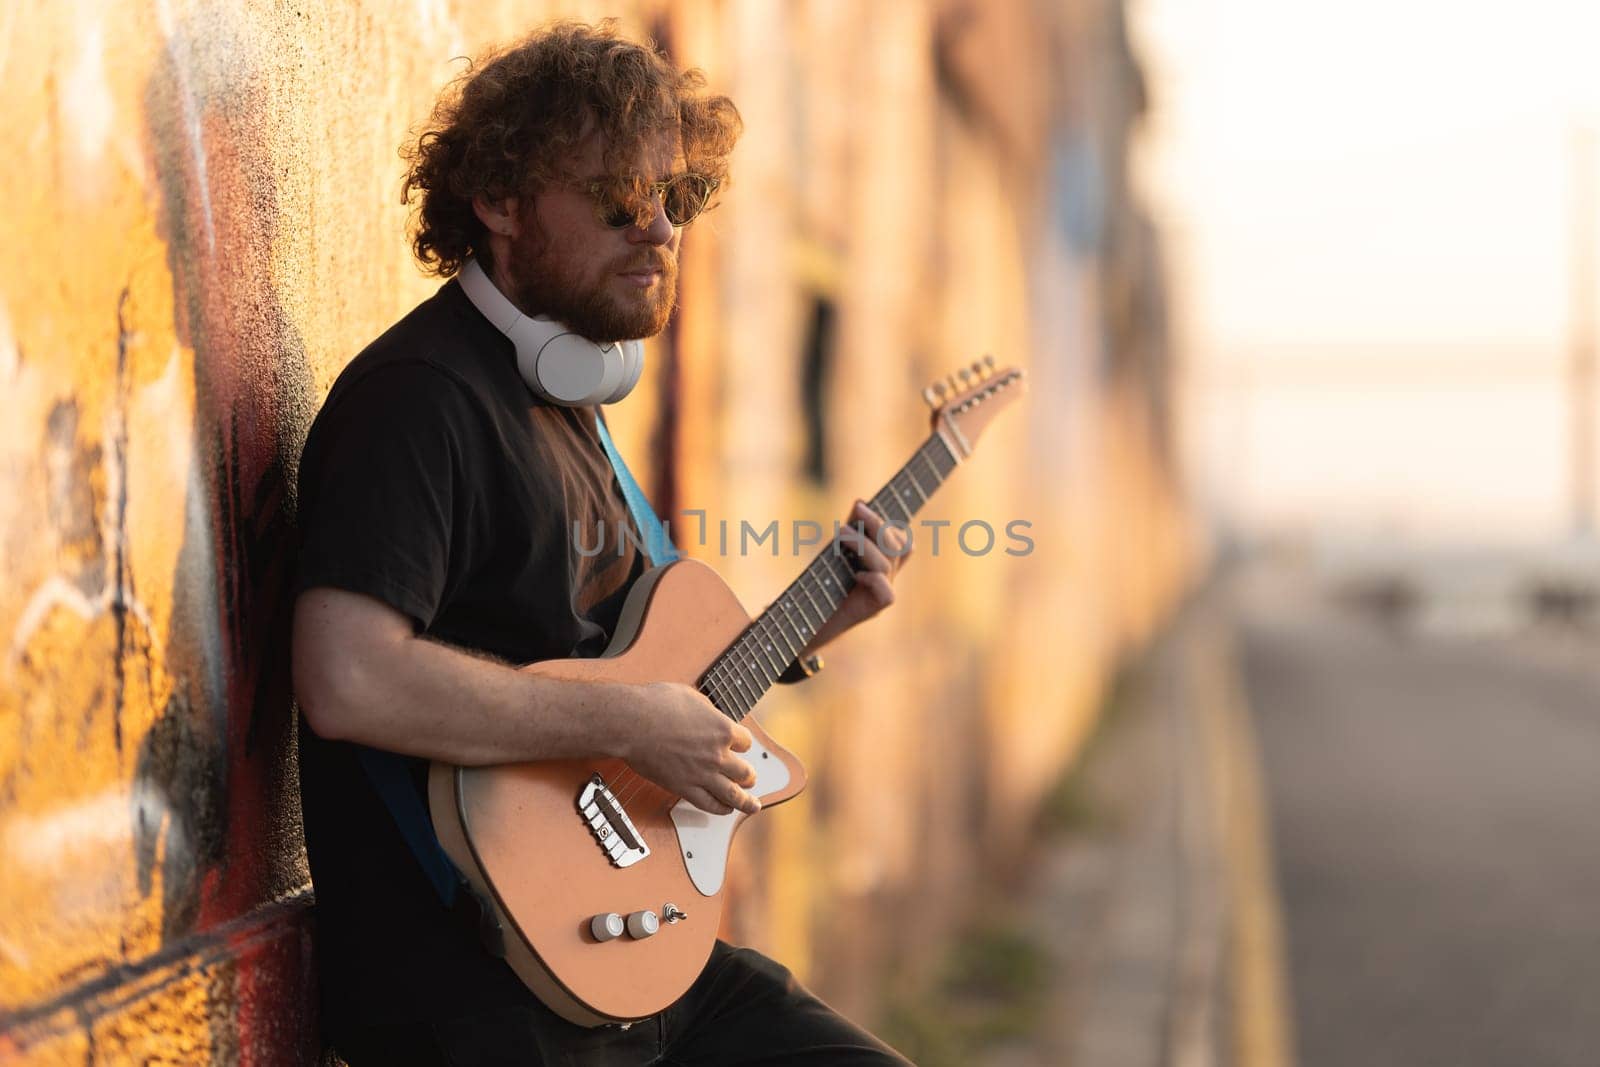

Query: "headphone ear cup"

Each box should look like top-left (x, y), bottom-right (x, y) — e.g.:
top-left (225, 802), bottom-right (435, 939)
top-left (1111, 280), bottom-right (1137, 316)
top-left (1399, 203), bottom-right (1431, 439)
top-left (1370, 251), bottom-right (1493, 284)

top-left (605, 341), bottom-right (646, 405)
top-left (523, 333), bottom-right (611, 405)
top-left (590, 343), bottom-right (626, 404)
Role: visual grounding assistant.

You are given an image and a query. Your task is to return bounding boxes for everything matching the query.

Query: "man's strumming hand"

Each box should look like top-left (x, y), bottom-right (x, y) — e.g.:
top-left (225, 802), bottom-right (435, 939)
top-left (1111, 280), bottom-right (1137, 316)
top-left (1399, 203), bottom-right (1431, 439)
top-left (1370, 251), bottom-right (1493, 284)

top-left (623, 682), bottom-right (762, 817)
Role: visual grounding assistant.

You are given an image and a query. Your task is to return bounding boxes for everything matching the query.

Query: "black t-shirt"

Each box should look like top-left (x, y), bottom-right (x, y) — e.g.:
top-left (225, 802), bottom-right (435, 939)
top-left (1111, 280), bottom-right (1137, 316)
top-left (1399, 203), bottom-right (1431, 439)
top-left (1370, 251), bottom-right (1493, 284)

top-left (293, 278), bottom-right (645, 1034)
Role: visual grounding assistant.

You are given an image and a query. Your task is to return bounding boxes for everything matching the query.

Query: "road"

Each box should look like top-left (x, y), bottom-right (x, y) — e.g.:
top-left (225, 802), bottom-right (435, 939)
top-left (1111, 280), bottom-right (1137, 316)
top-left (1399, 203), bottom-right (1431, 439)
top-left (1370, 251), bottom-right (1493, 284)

top-left (1233, 565), bottom-right (1600, 1067)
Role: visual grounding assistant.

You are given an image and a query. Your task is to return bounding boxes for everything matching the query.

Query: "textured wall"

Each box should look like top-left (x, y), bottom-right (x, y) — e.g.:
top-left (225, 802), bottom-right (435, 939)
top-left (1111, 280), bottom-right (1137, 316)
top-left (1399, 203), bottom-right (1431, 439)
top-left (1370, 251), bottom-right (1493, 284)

top-left (0, 0), bottom-right (1187, 1061)
top-left (0, 0), bottom-right (546, 1059)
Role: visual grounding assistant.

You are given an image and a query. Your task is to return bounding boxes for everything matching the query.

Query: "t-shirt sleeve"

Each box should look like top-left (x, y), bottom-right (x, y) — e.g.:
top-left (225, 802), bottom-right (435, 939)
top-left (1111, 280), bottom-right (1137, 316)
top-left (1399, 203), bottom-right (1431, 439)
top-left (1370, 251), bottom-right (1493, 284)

top-left (294, 361), bottom-right (483, 629)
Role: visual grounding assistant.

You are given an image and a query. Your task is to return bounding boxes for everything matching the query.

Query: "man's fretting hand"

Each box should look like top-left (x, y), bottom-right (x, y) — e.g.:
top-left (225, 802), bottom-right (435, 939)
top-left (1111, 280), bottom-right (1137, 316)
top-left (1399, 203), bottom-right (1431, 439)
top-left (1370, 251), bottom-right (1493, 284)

top-left (624, 682), bottom-right (762, 816)
top-left (800, 500), bottom-right (912, 653)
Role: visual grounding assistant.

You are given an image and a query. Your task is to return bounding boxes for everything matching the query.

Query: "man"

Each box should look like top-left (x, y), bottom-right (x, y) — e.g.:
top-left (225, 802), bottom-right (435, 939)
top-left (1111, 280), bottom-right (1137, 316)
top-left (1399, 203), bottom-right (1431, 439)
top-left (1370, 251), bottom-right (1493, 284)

top-left (291, 21), bottom-right (911, 1065)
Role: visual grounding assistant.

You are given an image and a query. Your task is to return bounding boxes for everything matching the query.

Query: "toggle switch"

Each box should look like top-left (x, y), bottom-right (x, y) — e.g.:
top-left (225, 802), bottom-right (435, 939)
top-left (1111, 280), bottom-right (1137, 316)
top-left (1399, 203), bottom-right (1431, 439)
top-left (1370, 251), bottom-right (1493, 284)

top-left (590, 912), bottom-right (625, 942)
top-left (625, 909), bottom-right (660, 939)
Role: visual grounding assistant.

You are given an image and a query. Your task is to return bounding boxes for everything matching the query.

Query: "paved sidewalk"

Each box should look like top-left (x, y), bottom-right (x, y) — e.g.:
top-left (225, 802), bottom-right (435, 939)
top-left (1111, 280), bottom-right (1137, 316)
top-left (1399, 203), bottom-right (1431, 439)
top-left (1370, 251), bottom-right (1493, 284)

top-left (983, 594), bottom-right (1293, 1067)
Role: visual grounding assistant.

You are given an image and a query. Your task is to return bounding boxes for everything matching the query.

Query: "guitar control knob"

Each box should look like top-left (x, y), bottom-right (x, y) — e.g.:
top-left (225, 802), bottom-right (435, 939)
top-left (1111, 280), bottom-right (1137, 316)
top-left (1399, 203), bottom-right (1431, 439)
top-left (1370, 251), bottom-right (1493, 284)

top-left (625, 909), bottom-right (661, 940)
top-left (590, 913), bottom-right (625, 942)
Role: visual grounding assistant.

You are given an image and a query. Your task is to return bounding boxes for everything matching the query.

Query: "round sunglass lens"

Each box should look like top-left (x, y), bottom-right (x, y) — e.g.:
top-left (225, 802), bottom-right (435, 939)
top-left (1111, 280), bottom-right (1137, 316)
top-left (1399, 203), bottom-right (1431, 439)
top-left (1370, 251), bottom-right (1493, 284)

top-left (664, 176), bottom-right (710, 225)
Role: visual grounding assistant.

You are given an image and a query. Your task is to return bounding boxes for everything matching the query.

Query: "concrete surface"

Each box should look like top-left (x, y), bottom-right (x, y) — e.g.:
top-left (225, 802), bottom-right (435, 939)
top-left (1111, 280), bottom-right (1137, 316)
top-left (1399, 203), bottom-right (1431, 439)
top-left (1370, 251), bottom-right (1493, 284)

top-left (1236, 562), bottom-right (1600, 1067)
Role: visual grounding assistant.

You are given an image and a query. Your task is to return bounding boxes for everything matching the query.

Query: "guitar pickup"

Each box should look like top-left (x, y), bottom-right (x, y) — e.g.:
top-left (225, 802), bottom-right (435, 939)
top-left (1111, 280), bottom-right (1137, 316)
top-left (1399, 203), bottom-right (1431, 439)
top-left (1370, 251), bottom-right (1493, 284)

top-left (577, 775), bottom-right (649, 868)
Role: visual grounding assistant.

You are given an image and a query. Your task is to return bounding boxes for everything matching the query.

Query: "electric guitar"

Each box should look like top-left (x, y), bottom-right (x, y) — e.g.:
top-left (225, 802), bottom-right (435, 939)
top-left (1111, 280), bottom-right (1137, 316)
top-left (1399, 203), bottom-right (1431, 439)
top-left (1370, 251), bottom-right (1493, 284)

top-left (428, 359), bottom-right (1025, 1025)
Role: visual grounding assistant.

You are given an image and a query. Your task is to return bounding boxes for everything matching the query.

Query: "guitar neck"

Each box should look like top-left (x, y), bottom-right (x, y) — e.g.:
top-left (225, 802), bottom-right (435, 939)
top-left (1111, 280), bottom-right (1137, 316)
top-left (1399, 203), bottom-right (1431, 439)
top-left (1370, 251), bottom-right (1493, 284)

top-left (697, 431), bottom-right (962, 721)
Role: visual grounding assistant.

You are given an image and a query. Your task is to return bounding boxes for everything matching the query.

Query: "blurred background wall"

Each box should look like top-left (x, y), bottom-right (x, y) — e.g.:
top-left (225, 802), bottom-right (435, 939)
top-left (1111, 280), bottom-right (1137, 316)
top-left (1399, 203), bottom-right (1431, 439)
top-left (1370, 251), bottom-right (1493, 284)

top-left (0, 0), bottom-right (1189, 1061)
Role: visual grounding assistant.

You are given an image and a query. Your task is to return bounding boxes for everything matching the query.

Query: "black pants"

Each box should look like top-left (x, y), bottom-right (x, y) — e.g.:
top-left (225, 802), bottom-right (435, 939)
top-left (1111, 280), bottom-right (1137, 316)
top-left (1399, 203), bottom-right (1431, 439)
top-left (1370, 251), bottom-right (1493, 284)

top-left (334, 941), bottom-right (911, 1066)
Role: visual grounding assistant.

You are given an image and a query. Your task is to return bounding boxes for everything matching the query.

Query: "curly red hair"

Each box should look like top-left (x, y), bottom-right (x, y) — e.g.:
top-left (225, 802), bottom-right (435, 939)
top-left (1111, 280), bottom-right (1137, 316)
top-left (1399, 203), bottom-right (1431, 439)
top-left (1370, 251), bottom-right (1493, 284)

top-left (401, 19), bottom-right (742, 277)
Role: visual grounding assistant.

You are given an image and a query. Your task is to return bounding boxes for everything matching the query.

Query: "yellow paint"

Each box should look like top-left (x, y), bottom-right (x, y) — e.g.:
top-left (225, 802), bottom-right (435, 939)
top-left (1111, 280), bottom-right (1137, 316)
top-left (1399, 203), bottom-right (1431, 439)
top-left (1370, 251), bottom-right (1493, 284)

top-left (1195, 623), bottom-right (1299, 1067)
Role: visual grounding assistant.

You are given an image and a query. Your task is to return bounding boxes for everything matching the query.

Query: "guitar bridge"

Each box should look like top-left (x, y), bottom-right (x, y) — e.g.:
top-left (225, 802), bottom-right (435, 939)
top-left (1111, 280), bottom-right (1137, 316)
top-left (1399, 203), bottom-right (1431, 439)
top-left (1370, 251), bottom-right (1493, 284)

top-left (577, 775), bottom-right (650, 868)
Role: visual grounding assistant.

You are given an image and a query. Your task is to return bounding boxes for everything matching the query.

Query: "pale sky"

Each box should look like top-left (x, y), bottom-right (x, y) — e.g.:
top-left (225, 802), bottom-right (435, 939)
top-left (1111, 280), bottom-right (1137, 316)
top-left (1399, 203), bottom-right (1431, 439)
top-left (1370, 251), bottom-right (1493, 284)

top-left (1129, 0), bottom-right (1600, 541)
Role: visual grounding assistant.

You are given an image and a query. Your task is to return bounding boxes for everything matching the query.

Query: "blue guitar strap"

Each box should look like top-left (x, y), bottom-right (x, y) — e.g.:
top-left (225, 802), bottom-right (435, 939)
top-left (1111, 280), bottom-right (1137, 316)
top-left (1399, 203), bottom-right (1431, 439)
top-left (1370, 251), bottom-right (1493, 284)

top-left (361, 408), bottom-right (675, 911)
top-left (595, 411), bottom-right (679, 565)
top-left (357, 749), bottom-right (461, 907)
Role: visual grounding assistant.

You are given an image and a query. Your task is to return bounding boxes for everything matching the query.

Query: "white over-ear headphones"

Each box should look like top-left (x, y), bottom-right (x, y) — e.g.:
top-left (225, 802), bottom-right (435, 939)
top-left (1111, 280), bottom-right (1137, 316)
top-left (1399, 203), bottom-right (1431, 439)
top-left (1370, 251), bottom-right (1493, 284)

top-left (457, 258), bottom-right (644, 406)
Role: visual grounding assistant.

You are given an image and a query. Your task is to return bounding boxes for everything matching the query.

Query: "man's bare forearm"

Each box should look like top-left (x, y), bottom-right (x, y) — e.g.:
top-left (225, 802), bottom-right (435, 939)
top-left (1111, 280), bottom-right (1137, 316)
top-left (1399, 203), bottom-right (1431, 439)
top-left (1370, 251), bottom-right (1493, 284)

top-left (292, 587), bottom-right (636, 766)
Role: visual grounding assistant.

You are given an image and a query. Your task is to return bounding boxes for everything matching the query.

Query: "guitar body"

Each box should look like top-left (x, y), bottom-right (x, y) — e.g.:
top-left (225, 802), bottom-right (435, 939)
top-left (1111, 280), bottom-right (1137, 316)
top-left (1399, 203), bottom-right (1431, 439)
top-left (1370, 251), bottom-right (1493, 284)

top-left (428, 558), bottom-right (808, 1026)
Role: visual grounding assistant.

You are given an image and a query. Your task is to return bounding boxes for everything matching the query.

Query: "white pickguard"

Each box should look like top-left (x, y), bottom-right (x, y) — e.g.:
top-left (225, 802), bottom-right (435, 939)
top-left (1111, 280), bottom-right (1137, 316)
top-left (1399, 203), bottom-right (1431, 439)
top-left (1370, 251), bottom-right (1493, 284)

top-left (669, 733), bottom-right (791, 896)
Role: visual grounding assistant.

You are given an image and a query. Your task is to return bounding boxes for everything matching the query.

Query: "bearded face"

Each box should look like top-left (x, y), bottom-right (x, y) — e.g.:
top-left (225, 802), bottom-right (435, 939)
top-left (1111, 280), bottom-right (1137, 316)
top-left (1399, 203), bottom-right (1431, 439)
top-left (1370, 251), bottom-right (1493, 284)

top-left (505, 219), bottom-right (679, 343)
top-left (488, 128), bottom-right (684, 344)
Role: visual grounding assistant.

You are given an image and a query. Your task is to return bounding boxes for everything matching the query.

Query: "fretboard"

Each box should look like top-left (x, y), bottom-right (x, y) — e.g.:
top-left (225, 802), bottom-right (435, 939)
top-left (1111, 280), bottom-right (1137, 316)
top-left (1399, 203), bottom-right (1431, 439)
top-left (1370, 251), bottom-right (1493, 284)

top-left (697, 432), bottom-right (961, 721)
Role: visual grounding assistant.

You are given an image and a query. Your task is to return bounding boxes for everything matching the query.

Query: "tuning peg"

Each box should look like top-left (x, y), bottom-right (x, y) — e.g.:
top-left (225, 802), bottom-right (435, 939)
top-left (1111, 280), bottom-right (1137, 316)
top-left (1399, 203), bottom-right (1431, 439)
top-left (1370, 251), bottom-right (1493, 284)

top-left (970, 360), bottom-right (986, 379)
top-left (958, 368), bottom-right (973, 387)
top-left (922, 385), bottom-right (941, 408)
top-left (946, 374), bottom-right (962, 394)
top-left (983, 354), bottom-right (996, 371)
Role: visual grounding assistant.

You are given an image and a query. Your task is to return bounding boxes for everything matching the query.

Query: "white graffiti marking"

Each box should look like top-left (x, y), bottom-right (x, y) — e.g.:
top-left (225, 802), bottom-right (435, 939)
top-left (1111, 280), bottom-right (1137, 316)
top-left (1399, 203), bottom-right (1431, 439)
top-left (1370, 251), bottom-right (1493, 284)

top-left (155, 0), bottom-right (216, 254)
top-left (2, 781), bottom-right (179, 872)
top-left (63, 20), bottom-right (115, 164)
top-left (7, 575), bottom-right (160, 677)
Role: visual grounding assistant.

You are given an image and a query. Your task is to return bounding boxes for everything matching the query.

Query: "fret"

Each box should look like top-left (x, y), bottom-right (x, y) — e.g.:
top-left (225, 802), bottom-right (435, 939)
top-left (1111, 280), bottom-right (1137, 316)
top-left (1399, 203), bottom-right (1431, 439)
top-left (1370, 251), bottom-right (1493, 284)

top-left (794, 573), bottom-right (828, 626)
top-left (765, 612), bottom-right (796, 661)
top-left (775, 598), bottom-right (813, 652)
top-left (700, 665), bottom-right (737, 714)
top-left (712, 679), bottom-right (741, 717)
top-left (746, 620), bottom-right (785, 679)
top-left (768, 603), bottom-right (806, 660)
top-left (733, 645), bottom-right (767, 690)
top-left (705, 679), bottom-right (745, 722)
top-left (737, 645), bottom-right (774, 690)
top-left (902, 464), bottom-right (930, 502)
top-left (808, 565), bottom-right (846, 614)
top-left (744, 620), bottom-right (775, 677)
top-left (728, 671), bottom-right (759, 719)
top-left (719, 685), bottom-right (751, 722)
top-left (912, 450), bottom-right (944, 495)
top-left (757, 612), bottom-right (802, 668)
top-left (717, 647), bottom-right (765, 713)
top-left (894, 471), bottom-right (926, 510)
top-left (715, 658), bottom-right (758, 713)
top-left (875, 495), bottom-right (908, 525)
top-left (781, 597), bottom-right (817, 645)
top-left (813, 560), bottom-right (850, 603)
top-left (696, 677), bottom-right (727, 719)
top-left (881, 480), bottom-right (913, 522)
top-left (831, 551), bottom-right (856, 588)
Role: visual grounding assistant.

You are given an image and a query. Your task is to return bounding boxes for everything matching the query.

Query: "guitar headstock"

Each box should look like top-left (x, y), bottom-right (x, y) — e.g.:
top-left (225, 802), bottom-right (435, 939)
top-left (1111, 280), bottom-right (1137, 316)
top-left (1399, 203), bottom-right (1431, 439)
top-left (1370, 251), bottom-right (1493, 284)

top-left (922, 355), bottom-right (1026, 460)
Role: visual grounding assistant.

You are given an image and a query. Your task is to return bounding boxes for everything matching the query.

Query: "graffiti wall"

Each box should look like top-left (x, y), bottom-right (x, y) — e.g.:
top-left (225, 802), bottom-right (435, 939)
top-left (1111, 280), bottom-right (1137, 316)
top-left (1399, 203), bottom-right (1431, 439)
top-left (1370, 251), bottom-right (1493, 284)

top-left (1, 0), bottom-right (1189, 1061)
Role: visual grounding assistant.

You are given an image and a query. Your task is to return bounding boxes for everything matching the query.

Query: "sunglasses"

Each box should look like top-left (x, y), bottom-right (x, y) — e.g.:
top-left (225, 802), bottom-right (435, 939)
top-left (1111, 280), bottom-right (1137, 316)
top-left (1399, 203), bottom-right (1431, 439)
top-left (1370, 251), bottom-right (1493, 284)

top-left (581, 173), bottom-right (721, 229)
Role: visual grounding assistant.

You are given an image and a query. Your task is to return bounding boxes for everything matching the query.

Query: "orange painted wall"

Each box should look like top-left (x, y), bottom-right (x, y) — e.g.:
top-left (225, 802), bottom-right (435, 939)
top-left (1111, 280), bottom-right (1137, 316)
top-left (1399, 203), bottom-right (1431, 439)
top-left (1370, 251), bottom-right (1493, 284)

top-left (0, 1), bottom-right (1188, 1060)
